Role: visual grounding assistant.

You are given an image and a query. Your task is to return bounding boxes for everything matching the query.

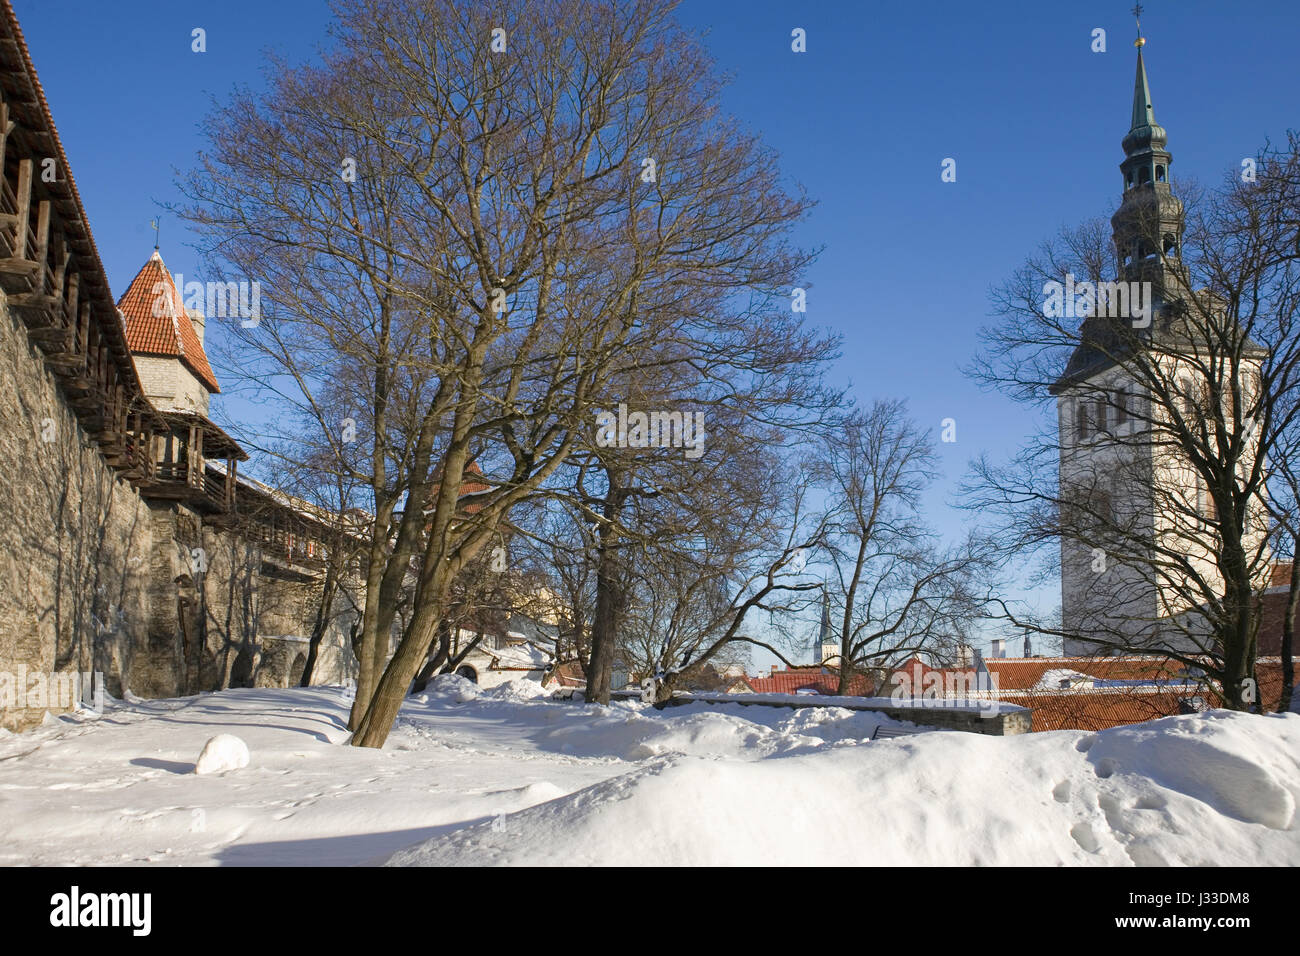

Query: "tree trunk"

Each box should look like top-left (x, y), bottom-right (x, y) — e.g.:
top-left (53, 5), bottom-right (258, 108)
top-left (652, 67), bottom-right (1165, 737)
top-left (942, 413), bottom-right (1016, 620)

top-left (836, 658), bottom-right (856, 696)
top-left (444, 630), bottom-right (487, 675)
top-left (1279, 550), bottom-right (1298, 713)
top-left (299, 564), bottom-right (339, 687)
top-left (653, 671), bottom-right (679, 704)
top-left (1217, 531), bottom-right (1254, 710)
top-left (585, 471), bottom-right (627, 704)
top-left (349, 538), bottom-right (390, 730)
top-left (353, 594), bottom-right (448, 747)
top-left (410, 619), bottom-right (452, 694)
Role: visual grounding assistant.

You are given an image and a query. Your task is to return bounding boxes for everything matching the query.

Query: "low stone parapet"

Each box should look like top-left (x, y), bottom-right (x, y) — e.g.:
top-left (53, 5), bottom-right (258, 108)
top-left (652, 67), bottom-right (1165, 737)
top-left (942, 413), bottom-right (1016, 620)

top-left (603, 689), bottom-right (1032, 735)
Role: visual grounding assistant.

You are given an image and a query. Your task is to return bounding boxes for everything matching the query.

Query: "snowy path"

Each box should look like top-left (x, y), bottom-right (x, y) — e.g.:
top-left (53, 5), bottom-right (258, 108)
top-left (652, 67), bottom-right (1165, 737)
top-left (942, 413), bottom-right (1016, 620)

top-left (1, 677), bottom-right (1297, 866)
top-left (0, 683), bottom-right (625, 866)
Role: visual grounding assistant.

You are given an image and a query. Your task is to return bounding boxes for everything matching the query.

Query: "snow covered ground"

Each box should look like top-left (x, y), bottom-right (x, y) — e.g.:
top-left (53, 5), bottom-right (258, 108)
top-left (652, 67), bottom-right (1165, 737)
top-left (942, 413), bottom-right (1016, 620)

top-left (0, 675), bottom-right (1296, 866)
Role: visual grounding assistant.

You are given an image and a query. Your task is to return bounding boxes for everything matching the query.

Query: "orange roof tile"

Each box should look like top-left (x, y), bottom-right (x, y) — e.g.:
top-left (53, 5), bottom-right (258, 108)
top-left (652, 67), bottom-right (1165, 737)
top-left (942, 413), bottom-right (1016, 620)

top-left (748, 666), bottom-right (874, 697)
top-left (117, 251), bottom-right (220, 393)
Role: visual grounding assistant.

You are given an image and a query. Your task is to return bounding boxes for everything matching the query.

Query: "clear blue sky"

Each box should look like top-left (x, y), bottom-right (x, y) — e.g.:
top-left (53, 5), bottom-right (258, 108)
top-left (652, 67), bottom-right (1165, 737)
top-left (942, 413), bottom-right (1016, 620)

top-left (14, 1), bottom-right (1299, 656)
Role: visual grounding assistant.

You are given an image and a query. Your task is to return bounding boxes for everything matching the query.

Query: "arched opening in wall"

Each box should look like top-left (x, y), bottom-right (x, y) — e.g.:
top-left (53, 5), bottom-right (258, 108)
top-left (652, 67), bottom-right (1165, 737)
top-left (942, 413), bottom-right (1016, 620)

top-left (230, 643), bottom-right (255, 688)
top-left (1155, 165), bottom-right (1166, 183)
top-left (1163, 234), bottom-right (1177, 256)
top-left (456, 665), bottom-right (478, 684)
top-left (290, 652), bottom-right (307, 687)
top-left (1138, 167), bottom-right (1150, 185)
top-left (1125, 170), bottom-right (1134, 188)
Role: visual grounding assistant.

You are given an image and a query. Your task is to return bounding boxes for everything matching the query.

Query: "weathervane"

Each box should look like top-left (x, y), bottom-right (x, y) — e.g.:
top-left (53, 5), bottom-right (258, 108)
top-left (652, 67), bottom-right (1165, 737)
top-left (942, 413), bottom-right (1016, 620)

top-left (1132, 3), bottom-right (1146, 48)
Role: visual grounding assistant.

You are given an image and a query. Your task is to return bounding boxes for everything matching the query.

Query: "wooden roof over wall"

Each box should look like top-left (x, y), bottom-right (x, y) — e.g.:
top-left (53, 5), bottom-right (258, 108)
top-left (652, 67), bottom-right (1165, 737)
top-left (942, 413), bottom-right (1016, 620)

top-left (0, 0), bottom-right (159, 428)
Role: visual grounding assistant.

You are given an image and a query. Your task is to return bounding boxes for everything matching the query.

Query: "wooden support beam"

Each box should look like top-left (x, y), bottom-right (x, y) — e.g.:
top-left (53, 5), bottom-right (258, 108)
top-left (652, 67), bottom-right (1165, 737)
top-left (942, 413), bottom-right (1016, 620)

top-left (63, 270), bottom-right (79, 332)
top-left (13, 157), bottom-right (30, 259)
top-left (186, 424), bottom-right (198, 488)
top-left (0, 102), bottom-right (11, 182)
top-left (33, 199), bottom-right (49, 282)
top-left (52, 242), bottom-right (70, 307)
top-left (76, 300), bottom-right (89, 356)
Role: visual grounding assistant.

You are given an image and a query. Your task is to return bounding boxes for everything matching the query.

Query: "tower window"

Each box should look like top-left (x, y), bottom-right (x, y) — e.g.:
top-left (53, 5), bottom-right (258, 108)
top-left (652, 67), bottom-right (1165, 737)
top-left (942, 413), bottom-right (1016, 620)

top-left (1155, 165), bottom-right (1166, 183)
top-left (1138, 167), bottom-right (1150, 185)
top-left (1163, 234), bottom-right (1177, 256)
top-left (1126, 170), bottom-right (1134, 188)
top-left (1094, 488), bottom-right (1113, 526)
top-left (1076, 397), bottom-right (1107, 441)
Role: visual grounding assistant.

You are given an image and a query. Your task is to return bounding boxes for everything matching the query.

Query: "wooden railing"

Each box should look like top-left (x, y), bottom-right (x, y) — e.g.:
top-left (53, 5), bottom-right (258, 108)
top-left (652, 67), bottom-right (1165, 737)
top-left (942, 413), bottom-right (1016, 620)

top-left (0, 94), bottom-right (153, 484)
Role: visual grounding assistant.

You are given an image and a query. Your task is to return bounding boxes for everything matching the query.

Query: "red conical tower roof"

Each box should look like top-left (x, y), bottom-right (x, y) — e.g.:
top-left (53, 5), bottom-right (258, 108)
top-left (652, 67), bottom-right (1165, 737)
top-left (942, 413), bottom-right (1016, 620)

top-left (117, 250), bottom-right (219, 393)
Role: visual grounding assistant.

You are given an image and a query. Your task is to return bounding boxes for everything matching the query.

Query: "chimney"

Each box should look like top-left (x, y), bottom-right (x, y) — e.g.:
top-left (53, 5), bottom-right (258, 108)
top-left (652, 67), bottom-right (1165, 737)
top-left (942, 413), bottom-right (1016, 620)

top-left (990, 638), bottom-right (1005, 659)
top-left (1023, 633), bottom-right (1033, 658)
top-left (956, 643), bottom-right (974, 667)
top-left (187, 307), bottom-right (206, 346)
top-left (771, 664), bottom-right (780, 677)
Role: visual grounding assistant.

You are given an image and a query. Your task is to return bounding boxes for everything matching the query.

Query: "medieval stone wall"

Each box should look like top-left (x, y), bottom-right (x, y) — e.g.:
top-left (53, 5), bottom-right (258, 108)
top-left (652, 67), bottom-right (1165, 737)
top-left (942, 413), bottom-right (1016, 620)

top-left (0, 298), bottom-right (155, 729)
top-left (0, 297), bottom-right (357, 732)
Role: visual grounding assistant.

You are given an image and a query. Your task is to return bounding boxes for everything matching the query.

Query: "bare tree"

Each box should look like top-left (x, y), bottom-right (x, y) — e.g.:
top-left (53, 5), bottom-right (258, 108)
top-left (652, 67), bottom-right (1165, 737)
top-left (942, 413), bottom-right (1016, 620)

top-left (816, 401), bottom-right (994, 693)
top-left (181, 0), bottom-right (819, 746)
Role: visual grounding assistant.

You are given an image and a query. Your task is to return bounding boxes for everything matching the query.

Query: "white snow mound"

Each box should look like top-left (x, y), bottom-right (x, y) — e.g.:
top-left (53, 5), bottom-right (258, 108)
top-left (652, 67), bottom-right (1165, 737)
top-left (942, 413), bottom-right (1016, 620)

top-left (386, 711), bottom-right (1300, 866)
top-left (194, 734), bottom-right (250, 775)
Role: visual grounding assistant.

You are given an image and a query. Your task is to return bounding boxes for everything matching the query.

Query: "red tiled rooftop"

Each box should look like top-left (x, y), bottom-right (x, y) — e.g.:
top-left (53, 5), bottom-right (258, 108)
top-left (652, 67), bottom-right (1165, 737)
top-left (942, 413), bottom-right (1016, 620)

top-left (748, 666), bottom-right (873, 697)
top-left (117, 251), bottom-right (220, 393)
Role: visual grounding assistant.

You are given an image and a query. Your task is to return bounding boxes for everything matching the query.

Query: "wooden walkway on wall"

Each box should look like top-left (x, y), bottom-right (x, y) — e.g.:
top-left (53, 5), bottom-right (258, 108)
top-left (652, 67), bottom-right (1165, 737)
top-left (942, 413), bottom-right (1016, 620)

top-left (0, 6), bottom-right (162, 483)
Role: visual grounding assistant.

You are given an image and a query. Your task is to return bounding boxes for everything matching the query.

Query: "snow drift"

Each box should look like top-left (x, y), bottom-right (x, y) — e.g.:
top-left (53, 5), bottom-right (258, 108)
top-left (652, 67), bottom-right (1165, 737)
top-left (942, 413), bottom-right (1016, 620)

top-left (1, 683), bottom-right (1296, 866)
top-left (386, 710), bottom-right (1300, 867)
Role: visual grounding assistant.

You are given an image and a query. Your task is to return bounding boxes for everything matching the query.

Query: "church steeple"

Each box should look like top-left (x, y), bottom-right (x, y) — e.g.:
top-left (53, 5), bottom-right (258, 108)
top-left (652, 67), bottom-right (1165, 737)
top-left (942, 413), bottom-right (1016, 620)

top-left (1128, 43), bottom-right (1157, 133)
top-left (1110, 7), bottom-right (1184, 292)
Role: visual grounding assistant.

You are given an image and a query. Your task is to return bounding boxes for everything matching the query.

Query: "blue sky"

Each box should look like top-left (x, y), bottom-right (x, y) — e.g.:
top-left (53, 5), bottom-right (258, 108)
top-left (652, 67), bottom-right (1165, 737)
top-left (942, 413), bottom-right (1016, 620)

top-left (14, 1), bottom-right (1299, 656)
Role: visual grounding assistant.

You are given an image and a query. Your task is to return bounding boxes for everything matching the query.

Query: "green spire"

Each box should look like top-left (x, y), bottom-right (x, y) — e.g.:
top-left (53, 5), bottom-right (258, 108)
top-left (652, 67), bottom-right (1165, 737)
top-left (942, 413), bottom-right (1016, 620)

top-left (1130, 47), bottom-right (1156, 132)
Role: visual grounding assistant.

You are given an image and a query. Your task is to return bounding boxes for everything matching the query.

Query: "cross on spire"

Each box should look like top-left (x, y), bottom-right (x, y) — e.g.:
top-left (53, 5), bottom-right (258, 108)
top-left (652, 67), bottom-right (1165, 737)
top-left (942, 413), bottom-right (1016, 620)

top-left (1132, 3), bottom-right (1146, 48)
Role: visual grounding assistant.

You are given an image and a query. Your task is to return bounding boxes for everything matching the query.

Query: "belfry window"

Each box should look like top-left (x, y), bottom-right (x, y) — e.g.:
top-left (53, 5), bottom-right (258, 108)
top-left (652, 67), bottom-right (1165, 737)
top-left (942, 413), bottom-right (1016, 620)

top-left (1155, 165), bottom-right (1166, 183)
top-left (1163, 234), bottom-right (1177, 256)
top-left (1138, 167), bottom-right (1150, 185)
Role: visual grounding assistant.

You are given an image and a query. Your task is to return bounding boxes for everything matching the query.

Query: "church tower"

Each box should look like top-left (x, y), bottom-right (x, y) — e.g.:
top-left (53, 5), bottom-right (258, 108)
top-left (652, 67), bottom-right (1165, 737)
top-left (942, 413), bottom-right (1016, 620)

top-left (1054, 16), bottom-right (1267, 656)
top-left (1109, 30), bottom-right (1187, 306)
top-left (816, 587), bottom-right (839, 666)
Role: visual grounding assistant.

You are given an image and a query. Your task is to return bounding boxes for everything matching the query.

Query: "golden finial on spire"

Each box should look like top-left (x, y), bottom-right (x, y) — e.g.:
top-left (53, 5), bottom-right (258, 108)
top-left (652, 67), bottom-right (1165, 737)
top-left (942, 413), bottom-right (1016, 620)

top-left (1132, 3), bottom-right (1146, 47)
